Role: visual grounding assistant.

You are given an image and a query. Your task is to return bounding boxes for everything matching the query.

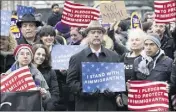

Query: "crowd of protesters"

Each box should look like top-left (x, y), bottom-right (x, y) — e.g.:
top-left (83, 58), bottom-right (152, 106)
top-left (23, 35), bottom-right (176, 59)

top-left (0, 3), bottom-right (176, 111)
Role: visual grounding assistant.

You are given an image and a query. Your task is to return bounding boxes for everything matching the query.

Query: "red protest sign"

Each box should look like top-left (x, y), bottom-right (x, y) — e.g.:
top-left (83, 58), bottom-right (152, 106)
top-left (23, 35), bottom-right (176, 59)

top-left (154, 0), bottom-right (176, 23)
top-left (128, 80), bottom-right (169, 111)
top-left (61, 1), bottom-right (100, 27)
top-left (0, 66), bottom-right (37, 92)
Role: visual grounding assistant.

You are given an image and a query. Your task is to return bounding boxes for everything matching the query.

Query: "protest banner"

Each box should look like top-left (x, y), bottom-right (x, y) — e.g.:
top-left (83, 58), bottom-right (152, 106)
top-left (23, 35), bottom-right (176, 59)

top-left (10, 15), bottom-right (21, 38)
top-left (0, 90), bottom-right (42, 111)
top-left (1, 10), bottom-right (12, 36)
top-left (82, 62), bottom-right (125, 93)
top-left (61, 1), bottom-right (100, 27)
top-left (100, 1), bottom-right (128, 24)
top-left (154, 0), bottom-right (176, 23)
top-left (128, 80), bottom-right (169, 111)
top-left (51, 45), bottom-right (87, 70)
top-left (17, 5), bottom-right (35, 19)
top-left (0, 66), bottom-right (37, 92)
top-left (131, 12), bottom-right (142, 29)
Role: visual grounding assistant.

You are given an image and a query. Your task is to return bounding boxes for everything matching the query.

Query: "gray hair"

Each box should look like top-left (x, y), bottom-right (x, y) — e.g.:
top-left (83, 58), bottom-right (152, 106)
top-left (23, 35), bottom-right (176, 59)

top-left (126, 28), bottom-right (147, 51)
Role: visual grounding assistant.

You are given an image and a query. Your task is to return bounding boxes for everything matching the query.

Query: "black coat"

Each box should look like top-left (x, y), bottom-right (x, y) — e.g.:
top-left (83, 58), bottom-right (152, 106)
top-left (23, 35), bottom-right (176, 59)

top-left (161, 34), bottom-right (176, 59)
top-left (16, 36), bottom-right (38, 45)
top-left (38, 67), bottom-right (60, 111)
top-left (132, 55), bottom-right (173, 81)
top-left (0, 53), bottom-right (15, 74)
top-left (47, 12), bottom-right (62, 27)
top-left (132, 54), bottom-right (174, 110)
top-left (170, 60), bottom-right (176, 95)
top-left (66, 46), bottom-right (120, 111)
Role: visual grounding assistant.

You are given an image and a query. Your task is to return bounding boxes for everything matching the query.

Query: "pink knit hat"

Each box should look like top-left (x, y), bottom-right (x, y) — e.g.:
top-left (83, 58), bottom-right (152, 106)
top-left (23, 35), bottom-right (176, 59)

top-left (14, 44), bottom-right (33, 60)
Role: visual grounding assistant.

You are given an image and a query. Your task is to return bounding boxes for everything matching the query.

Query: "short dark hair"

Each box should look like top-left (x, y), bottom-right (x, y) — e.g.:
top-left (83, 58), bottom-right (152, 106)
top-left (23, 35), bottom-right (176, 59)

top-left (51, 3), bottom-right (59, 9)
top-left (38, 25), bottom-right (56, 38)
top-left (142, 21), bottom-right (153, 32)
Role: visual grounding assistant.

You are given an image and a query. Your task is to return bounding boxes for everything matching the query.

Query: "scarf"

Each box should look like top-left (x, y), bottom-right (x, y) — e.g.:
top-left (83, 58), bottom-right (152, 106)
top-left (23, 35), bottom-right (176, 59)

top-left (138, 49), bottom-right (165, 76)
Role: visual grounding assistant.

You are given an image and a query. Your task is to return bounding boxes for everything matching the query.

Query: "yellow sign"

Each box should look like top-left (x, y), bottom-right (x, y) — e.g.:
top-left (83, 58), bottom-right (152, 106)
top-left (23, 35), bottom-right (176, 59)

top-left (10, 15), bottom-right (21, 38)
top-left (130, 12), bottom-right (142, 29)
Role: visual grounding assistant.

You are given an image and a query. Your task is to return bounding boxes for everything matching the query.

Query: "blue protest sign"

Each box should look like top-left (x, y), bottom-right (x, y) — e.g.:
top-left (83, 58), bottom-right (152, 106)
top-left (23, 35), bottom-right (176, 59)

top-left (17, 5), bottom-right (35, 19)
top-left (1, 10), bottom-right (12, 36)
top-left (82, 62), bottom-right (126, 93)
top-left (51, 45), bottom-right (87, 70)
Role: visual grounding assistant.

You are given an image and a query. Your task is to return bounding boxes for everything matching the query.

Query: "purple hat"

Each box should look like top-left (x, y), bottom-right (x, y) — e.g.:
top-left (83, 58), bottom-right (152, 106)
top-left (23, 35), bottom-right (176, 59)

top-left (54, 21), bottom-right (70, 34)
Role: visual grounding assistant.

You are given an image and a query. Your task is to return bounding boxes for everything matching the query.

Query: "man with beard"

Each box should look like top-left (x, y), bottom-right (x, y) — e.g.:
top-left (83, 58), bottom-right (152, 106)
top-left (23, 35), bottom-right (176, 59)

top-left (152, 21), bottom-right (176, 59)
top-left (16, 14), bottom-right (42, 45)
top-left (47, 4), bottom-right (62, 27)
top-left (66, 20), bottom-right (120, 111)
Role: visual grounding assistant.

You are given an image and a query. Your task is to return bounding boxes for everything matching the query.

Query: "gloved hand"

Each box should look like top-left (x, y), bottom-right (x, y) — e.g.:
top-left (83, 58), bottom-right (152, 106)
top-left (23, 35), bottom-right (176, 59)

top-left (116, 94), bottom-right (124, 107)
top-left (104, 89), bottom-right (115, 98)
top-left (89, 88), bottom-right (100, 96)
top-left (79, 88), bottom-right (100, 98)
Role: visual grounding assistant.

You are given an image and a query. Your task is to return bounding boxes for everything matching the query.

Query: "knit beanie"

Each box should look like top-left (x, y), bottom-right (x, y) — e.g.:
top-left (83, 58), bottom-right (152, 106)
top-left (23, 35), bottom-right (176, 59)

top-left (54, 21), bottom-right (70, 34)
top-left (145, 33), bottom-right (161, 48)
top-left (14, 44), bottom-right (33, 60)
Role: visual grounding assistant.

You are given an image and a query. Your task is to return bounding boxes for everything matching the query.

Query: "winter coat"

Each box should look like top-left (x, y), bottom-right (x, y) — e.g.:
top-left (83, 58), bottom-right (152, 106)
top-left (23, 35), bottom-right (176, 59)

top-left (0, 53), bottom-right (15, 74)
top-left (16, 35), bottom-right (38, 45)
top-left (66, 46), bottom-right (120, 111)
top-left (0, 33), bottom-right (17, 74)
top-left (54, 70), bottom-right (67, 111)
top-left (6, 62), bottom-right (51, 102)
top-left (170, 60), bottom-right (176, 95)
top-left (161, 34), bottom-right (176, 59)
top-left (132, 50), bottom-right (173, 81)
top-left (119, 52), bottom-right (140, 107)
top-left (37, 66), bottom-right (60, 111)
top-left (47, 12), bottom-right (62, 27)
top-left (132, 50), bottom-right (174, 110)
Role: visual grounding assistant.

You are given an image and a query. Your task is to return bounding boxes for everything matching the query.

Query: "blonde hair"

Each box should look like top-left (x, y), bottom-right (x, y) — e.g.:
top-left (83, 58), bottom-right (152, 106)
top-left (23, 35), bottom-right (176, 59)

top-left (7, 32), bottom-right (17, 52)
top-left (126, 28), bottom-right (147, 51)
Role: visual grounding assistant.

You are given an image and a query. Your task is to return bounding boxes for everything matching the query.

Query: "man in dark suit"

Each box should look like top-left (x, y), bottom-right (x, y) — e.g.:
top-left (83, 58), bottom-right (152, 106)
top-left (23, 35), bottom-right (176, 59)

top-left (66, 20), bottom-right (120, 111)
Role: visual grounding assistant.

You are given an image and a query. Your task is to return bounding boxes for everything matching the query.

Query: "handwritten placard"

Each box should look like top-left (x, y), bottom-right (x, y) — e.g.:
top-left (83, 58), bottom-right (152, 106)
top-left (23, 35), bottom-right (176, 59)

top-left (100, 1), bottom-right (128, 24)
